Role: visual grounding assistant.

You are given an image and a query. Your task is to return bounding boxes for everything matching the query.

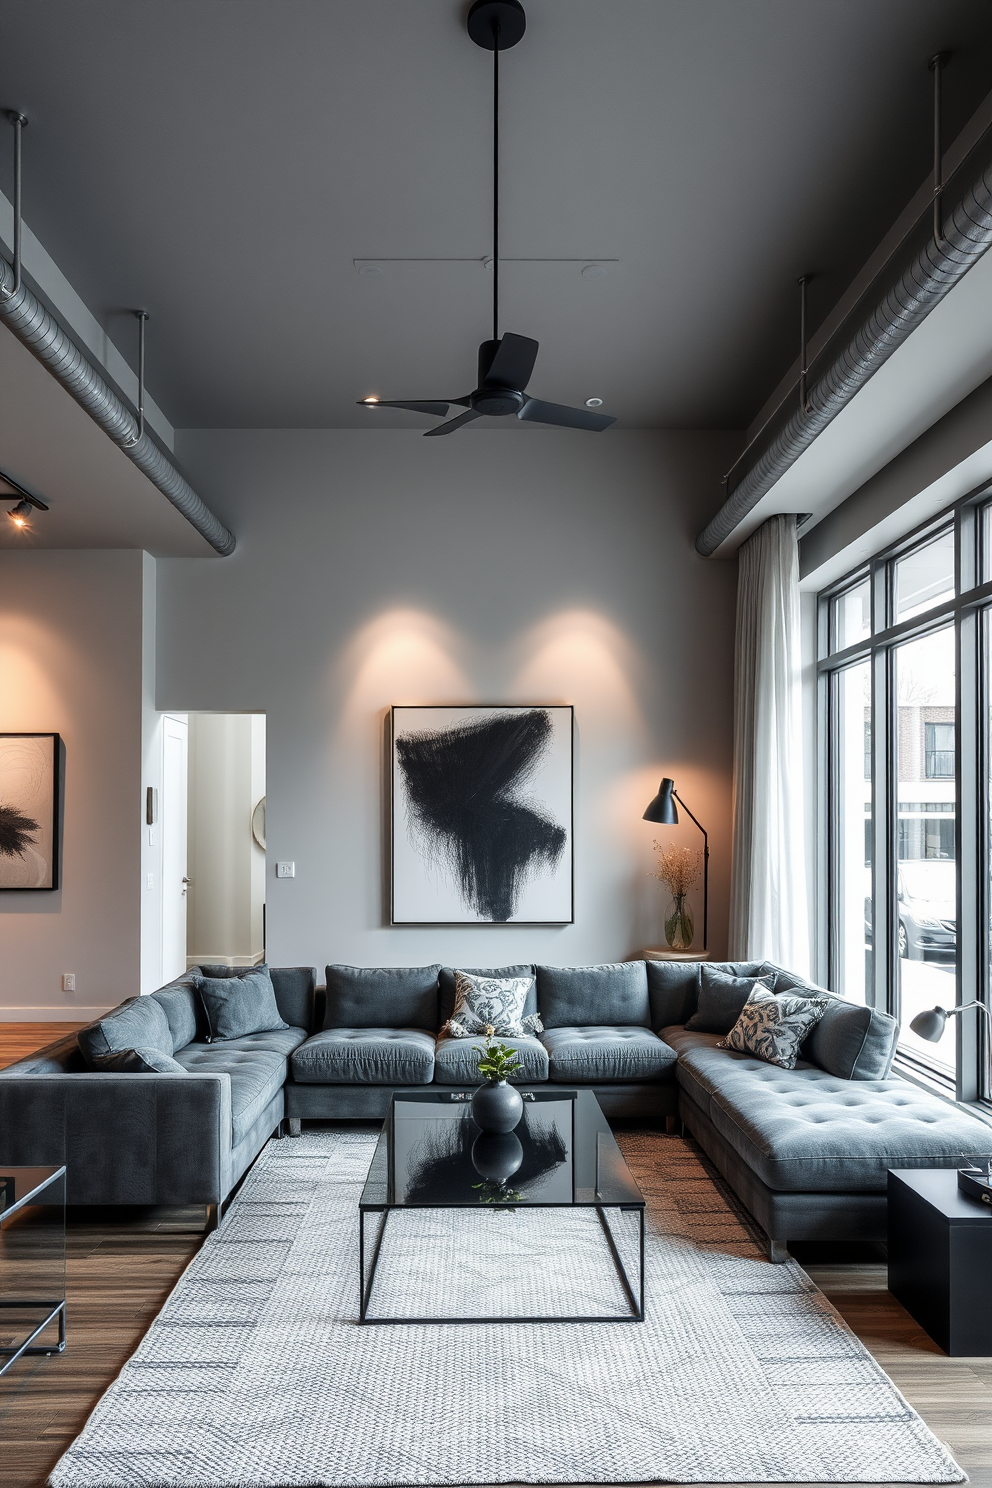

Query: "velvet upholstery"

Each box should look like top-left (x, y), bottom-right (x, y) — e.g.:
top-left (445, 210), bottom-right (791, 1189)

top-left (152, 972), bottom-right (205, 1051)
top-left (433, 1034), bottom-right (548, 1084)
top-left (684, 965), bottom-right (773, 1034)
top-left (646, 960), bottom-right (702, 1029)
top-left (541, 1026), bottom-right (677, 1083)
top-left (324, 965), bottom-right (440, 1031)
top-left (536, 962), bottom-right (651, 1029)
top-left (291, 1028), bottom-right (436, 1085)
top-left (175, 1027), bottom-right (306, 1143)
top-left (77, 996), bottom-right (174, 1066)
top-left (92, 1047), bottom-right (188, 1074)
top-left (198, 964), bottom-right (317, 1035)
top-left (765, 969), bottom-right (900, 1079)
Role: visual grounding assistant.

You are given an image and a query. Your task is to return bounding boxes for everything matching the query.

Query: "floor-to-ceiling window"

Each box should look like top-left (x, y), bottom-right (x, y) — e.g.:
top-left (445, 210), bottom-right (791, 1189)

top-left (819, 495), bottom-right (990, 1106)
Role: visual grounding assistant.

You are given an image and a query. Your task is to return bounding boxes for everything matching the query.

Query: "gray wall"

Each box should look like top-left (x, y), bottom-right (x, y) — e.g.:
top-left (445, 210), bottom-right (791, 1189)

top-left (0, 549), bottom-right (145, 1016)
top-left (157, 429), bottom-right (739, 972)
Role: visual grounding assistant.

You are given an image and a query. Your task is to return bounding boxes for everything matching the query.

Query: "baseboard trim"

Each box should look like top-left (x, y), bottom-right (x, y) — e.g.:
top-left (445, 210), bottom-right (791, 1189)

top-left (0, 1006), bottom-right (113, 1021)
top-left (186, 954), bottom-right (265, 969)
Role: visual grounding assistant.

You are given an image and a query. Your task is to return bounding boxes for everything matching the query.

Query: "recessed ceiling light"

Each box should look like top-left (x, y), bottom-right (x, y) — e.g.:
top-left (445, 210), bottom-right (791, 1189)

top-left (357, 263), bottom-right (383, 277)
top-left (581, 264), bottom-right (607, 279)
top-left (585, 397), bottom-right (603, 408)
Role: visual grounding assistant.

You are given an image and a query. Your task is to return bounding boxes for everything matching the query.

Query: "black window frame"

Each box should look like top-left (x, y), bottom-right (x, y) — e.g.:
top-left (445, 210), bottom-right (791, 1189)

top-left (817, 488), bottom-right (992, 1107)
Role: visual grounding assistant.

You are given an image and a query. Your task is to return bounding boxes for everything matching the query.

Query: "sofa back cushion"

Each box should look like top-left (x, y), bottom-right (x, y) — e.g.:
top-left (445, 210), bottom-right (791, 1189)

top-left (324, 965), bottom-right (441, 1031)
top-left (646, 960), bottom-right (702, 1028)
top-left (152, 970), bottom-right (205, 1052)
top-left (438, 965), bottom-right (536, 1026)
top-left (198, 963), bottom-right (316, 1033)
top-left (197, 968), bottom-right (289, 1043)
top-left (770, 968), bottom-right (899, 1079)
top-left (684, 966), bottom-right (774, 1035)
top-left (77, 995), bottom-right (174, 1067)
top-left (537, 962), bottom-right (650, 1029)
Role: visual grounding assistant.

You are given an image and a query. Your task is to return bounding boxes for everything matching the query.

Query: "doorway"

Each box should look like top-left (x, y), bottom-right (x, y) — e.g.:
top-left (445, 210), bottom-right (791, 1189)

top-left (185, 714), bottom-right (266, 971)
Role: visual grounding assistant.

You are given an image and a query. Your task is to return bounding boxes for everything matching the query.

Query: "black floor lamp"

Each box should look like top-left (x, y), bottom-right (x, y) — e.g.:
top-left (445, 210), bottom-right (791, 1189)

top-left (643, 777), bottom-right (709, 952)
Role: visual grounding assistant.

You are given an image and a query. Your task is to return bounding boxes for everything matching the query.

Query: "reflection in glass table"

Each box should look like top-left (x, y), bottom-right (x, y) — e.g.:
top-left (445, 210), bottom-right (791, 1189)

top-left (359, 1090), bottom-right (645, 1324)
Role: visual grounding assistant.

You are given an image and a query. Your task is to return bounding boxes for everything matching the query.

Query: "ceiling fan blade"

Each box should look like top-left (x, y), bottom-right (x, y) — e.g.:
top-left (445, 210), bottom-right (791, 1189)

top-left (423, 409), bottom-right (485, 437)
top-left (518, 397), bottom-right (616, 431)
top-left (356, 399), bottom-right (451, 416)
top-left (483, 333), bottom-right (539, 391)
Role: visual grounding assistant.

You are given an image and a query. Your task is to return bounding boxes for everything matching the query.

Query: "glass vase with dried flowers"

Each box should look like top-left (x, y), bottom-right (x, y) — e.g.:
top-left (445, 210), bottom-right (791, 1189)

top-left (652, 842), bottom-right (702, 949)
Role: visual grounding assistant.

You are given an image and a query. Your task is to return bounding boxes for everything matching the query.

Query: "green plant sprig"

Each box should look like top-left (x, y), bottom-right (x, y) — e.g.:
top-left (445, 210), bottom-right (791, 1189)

top-left (474, 1027), bottom-right (522, 1083)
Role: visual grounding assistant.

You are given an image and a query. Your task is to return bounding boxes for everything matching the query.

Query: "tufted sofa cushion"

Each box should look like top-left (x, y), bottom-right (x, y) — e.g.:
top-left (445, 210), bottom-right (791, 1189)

top-left (174, 1026), bottom-right (306, 1142)
top-left (541, 1026), bottom-right (677, 1083)
top-left (665, 1028), bottom-right (992, 1193)
top-left (291, 1028), bottom-right (435, 1085)
top-left (434, 1034), bottom-right (548, 1085)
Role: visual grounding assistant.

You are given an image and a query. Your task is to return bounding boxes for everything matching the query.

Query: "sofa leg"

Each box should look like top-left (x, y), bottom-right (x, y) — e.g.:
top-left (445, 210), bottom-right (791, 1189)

top-left (288, 1118), bottom-right (301, 1138)
top-left (665, 1115), bottom-right (683, 1135)
top-left (768, 1238), bottom-right (789, 1264)
top-left (205, 1203), bottom-right (220, 1232)
top-left (273, 1120), bottom-right (285, 1139)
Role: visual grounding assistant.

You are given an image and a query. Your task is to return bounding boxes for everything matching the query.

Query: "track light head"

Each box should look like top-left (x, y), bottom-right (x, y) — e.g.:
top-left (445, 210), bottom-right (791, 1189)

top-left (7, 498), bottom-right (33, 529)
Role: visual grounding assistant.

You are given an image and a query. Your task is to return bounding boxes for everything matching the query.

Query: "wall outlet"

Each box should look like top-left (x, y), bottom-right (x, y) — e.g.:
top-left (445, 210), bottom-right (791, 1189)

top-left (62, 973), bottom-right (75, 993)
top-left (276, 861), bottom-right (295, 879)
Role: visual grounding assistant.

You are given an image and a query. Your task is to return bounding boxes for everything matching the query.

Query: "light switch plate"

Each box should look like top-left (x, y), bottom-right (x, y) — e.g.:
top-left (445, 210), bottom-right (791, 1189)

top-left (62, 974), bottom-right (75, 993)
top-left (276, 861), bottom-right (295, 879)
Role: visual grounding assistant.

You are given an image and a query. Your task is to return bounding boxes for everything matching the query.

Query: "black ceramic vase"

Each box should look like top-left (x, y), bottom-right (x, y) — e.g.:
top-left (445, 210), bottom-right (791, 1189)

top-left (471, 1079), bottom-right (524, 1134)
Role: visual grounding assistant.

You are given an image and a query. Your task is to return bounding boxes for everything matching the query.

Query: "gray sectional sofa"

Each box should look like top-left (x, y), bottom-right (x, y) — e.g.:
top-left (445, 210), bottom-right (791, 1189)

top-left (3, 956), bottom-right (991, 1260)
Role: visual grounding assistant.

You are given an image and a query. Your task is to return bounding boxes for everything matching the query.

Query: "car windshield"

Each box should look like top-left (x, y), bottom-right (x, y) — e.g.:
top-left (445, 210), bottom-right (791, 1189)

top-left (898, 860), bottom-right (955, 908)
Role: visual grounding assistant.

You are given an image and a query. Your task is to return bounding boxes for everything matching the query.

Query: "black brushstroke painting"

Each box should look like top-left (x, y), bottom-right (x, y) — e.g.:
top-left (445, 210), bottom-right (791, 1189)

top-left (0, 803), bottom-right (39, 859)
top-left (396, 709), bottom-right (567, 921)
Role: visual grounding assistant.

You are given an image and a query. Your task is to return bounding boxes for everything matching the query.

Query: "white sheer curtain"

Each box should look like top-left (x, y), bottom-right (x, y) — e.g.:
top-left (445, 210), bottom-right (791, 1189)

top-left (728, 514), bottom-right (810, 974)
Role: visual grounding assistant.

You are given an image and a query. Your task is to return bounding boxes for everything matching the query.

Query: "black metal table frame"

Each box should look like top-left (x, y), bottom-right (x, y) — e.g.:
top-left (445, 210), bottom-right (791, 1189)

top-left (359, 1199), bottom-right (645, 1325)
top-left (0, 1166), bottom-right (67, 1377)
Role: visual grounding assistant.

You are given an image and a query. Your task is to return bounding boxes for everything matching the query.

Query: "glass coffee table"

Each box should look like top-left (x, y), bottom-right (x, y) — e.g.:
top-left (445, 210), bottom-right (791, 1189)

top-left (359, 1089), bottom-right (645, 1324)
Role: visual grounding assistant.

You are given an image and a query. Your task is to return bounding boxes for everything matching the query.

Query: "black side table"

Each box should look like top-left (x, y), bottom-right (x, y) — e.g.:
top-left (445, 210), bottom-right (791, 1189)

top-left (888, 1168), bottom-right (992, 1356)
top-left (0, 1165), bottom-right (66, 1377)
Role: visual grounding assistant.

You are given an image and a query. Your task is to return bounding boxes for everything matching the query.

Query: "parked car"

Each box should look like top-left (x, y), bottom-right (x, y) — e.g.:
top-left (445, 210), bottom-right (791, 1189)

top-left (863, 861), bottom-right (956, 960)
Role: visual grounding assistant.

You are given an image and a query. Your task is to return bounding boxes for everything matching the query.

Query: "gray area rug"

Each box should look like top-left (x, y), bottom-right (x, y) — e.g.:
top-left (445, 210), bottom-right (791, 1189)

top-left (49, 1130), bottom-right (965, 1486)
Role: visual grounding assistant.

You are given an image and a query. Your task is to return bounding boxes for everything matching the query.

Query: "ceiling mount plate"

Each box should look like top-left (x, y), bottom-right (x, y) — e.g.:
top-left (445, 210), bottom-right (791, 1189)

top-left (467, 0), bottom-right (525, 51)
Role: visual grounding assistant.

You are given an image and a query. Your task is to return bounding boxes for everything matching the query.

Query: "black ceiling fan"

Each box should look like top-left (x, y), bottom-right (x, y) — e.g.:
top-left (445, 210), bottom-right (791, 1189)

top-left (358, 0), bottom-right (615, 436)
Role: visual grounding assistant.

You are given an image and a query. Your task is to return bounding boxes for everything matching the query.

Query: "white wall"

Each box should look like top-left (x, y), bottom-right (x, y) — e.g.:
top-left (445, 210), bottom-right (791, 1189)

top-left (0, 549), bottom-right (146, 1017)
top-left (157, 430), bottom-right (739, 971)
top-left (186, 712), bottom-right (265, 967)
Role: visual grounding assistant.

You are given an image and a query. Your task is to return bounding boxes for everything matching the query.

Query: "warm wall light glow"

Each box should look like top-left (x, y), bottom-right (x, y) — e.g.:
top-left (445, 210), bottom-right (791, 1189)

top-left (7, 499), bottom-right (33, 530)
top-left (511, 609), bottom-right (648, 742)
top-left (336, 608), bottom-right (472, 743)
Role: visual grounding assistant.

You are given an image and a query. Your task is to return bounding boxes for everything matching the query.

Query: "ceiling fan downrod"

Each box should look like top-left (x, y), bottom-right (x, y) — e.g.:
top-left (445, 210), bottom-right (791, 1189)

top-left (468, 0), bottom-right (526, 346)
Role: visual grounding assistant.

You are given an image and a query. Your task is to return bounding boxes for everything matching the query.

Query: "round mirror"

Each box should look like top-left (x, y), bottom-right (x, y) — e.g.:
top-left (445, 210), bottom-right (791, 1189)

top-left (251, 796), bottom-right (266, 851)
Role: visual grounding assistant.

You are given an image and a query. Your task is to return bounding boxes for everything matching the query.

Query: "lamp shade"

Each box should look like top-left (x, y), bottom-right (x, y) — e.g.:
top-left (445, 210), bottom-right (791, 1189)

top-left (909, 1006), bottom-right (949, 1043)
top-left (643, 777), bottom-right (678, 825)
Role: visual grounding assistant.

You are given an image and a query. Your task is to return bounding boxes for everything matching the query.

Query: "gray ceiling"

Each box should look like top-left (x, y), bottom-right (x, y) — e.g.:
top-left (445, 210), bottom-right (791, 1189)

top-left (1, 0), bottom-right (990, 432)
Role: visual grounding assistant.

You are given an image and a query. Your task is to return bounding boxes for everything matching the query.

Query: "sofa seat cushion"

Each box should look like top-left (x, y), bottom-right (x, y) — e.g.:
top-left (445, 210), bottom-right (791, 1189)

top-left (290, 1029), bottom-right (435, 1085)
top-left (660, 1027), bottom-right (729, 1115)
top-left (434, 1035), bottom-right (548, 1085)
top-left (541, 1026), bottom-right (677, 1083)
top-left (174, 1029), bottom-right (305, 1143)
top-left (676, 1041), bottom-right (992, 1192)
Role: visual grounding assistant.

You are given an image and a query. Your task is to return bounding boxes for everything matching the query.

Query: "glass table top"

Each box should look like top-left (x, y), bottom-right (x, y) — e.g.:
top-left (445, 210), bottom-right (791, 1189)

top-left (0, 1167), bottom-right (65, 1222)
top-left (360, 1089), bottom-right (644, 1210)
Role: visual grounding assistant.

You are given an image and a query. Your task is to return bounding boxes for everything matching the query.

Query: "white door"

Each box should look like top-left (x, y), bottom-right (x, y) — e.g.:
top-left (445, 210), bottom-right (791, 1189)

top-left (161, 716), bottom-right (189, 983)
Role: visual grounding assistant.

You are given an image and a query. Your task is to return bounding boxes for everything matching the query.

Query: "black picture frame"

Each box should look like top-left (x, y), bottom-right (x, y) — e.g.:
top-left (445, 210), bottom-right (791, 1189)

top-left (390, 704), bottom-right (574, 926)
top-left (0, 733), bottom-right (62, 891)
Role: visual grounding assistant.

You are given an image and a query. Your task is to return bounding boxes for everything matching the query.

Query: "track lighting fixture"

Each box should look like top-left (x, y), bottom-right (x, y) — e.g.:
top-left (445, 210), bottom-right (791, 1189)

top-left (1, 470), bottom-right (48, 531)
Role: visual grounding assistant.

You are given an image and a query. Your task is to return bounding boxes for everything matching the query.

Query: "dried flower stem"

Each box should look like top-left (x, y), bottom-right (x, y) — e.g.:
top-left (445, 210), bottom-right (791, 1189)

top-left (652, 841), bottom-right (701, 897)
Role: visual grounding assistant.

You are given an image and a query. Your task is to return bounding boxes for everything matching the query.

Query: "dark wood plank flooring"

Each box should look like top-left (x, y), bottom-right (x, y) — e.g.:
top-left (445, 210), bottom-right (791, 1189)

top-left (2, 1024), bottom-right (990, 1488)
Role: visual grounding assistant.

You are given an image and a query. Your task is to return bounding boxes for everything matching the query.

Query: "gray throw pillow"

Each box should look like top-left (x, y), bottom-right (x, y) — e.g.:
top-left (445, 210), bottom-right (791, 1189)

top-left (197, 968), bottom-right (289, 1043)
top-left (684, 967), bottom-right (774, 1034)
top-left (78, 995), bottom-right (174, 1066)
top-left (719, 987), bottom-right (831, 1069)
top-left (91, 1046), bottom-right (188, 1073)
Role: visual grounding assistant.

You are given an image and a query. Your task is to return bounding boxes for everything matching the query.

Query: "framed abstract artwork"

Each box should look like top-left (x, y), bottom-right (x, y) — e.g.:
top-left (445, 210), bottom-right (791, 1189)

top-left (391, 705), bottom-right (573, 925)
top-left (0, 733), bottom-right (61, 890)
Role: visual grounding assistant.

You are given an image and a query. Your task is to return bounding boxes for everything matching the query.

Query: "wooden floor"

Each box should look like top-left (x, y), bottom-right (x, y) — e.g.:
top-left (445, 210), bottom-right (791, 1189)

top-left (2, 1024), bottom-right (991, 1488)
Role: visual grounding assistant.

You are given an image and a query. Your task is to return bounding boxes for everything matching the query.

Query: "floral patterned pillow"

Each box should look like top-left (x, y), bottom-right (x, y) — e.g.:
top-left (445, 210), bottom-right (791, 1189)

top-left (444, 970), bottom-right (543, 1039)
top-left (718, 987), bottom-right (831, 1070)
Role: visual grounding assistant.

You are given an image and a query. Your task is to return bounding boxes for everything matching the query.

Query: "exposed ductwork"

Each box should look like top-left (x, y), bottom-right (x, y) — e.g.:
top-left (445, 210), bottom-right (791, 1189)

top-left (0, 258), bottom-right (235, 556)
top-left (695, 153), bottom-right (992, 558)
